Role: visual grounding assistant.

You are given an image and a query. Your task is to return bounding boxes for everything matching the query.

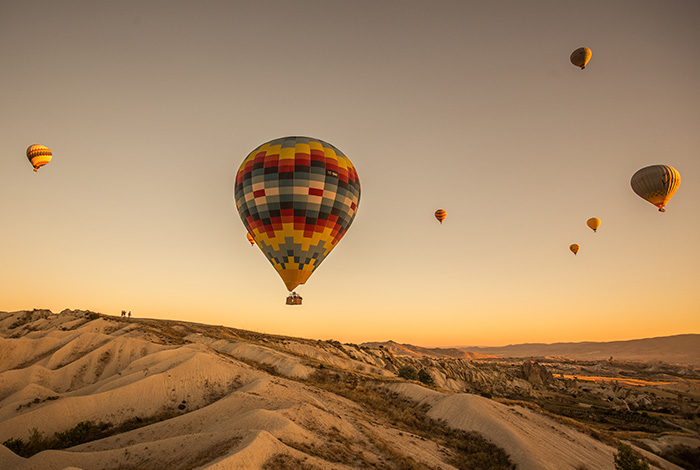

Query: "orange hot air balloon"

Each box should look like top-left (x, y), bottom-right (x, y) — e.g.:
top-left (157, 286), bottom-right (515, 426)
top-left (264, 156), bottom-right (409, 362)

top-left (570, 47), bottom-right (592, 69)
top-left (246, 232), bottom-right (255, 246)
top-left (586, 218), bottom-right (601, 232)
top-left (26, 144), bottom-right (53, 172)
top-left (434, 209), bottom-right (446, 224)
top-left (630, 165), bottom-right (681, 212)
top-left (570, 244), bottom-right (580, 255)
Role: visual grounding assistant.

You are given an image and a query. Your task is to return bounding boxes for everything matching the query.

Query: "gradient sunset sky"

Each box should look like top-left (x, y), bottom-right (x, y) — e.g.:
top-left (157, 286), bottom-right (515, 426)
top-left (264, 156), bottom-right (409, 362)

top-left (2, 0), bottom-right (698, 347)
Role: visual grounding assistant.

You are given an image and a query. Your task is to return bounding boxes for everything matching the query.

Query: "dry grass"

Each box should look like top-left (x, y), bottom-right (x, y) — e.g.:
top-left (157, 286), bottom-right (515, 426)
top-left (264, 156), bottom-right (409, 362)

top-left (262, 453), bottom-right (319, 470)
top-left (303, 368), bottom-right (517, 470)
top-left (495, 397), bottom-right (618, 447)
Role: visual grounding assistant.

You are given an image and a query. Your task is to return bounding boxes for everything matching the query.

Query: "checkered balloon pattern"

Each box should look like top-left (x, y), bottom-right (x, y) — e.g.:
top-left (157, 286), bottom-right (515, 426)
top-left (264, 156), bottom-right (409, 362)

top-left (235, 136), bottom-right (361, 291)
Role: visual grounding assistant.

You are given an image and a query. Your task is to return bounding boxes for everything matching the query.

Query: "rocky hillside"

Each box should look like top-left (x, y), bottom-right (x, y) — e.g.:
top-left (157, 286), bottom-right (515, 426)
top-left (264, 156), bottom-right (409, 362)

top-left (360, 341), bottom-right (497, 360)
top-left (1, 310), bottom-right (692, 470)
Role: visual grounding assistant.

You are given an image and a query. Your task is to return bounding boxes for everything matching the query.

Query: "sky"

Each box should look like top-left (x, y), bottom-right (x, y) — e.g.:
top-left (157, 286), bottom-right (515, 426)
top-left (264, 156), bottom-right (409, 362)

top-left (1, 0), bottom-right (699, 347)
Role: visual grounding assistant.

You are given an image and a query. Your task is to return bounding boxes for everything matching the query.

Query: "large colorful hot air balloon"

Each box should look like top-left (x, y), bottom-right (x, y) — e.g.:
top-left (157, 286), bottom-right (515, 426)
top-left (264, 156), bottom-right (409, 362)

top-left (246, 232), bottom-right (255, 246)
top-left (587, 218), bottom-right (601, 232)
top-left (26, 144), bottom-right (52, 172)
top-left (570, 47), bottom-right (592, 70)
top-left (234, 136), bottom-right (361, 295)
top-left (434, 209), bottom-right (446, 224)
top-left (570, 244), bottom-right (580, 255)
top-left (630, 165), bottom-right (680, 212)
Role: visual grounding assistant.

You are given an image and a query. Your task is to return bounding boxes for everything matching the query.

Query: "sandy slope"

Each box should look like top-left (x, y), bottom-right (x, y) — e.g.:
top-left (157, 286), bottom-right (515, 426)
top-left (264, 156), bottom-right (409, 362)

top-left (0, 310), bottom-right (688, 470)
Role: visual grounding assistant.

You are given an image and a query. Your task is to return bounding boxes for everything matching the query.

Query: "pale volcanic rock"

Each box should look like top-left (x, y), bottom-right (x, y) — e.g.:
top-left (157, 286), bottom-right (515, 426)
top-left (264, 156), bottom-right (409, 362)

top-left (0, 310), bottom-right (690, 470)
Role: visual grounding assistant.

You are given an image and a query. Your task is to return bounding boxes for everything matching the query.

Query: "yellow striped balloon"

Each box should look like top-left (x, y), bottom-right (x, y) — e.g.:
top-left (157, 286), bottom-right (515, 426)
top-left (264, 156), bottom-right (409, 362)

top-left (630, 165), bottom-right (681, 212)
top-left (570, 47), bottom-right (592, 70)
top-left (434, 209), bottom-right (446, 224)
top-left (586, 218), bottom-right (601, 232)
top-left (570, 244), bottom-right (580, 255)
top-left (26, 144), bottom-right (53, 172)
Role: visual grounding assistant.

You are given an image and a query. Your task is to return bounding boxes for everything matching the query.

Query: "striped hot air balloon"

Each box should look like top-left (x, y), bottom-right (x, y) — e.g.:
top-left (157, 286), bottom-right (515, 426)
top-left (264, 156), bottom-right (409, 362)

top-left (26, 144), bottom-right (52, 172)
top-left (234, 136), bottom-right (361, 294)
top-left (630, 165), bottom-right (681, 212)
top-left (434, 209), bottom-right (446, 224)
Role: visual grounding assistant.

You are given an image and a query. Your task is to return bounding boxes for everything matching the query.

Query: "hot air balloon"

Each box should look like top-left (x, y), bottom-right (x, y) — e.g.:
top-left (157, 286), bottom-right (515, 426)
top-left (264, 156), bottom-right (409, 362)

top-left (630, 165), bottom-right (680, 212)
top-left (587, 218), bottom-right (601, 232)
top-left (26, 144), bottom-right (52, 172)
top-left (570, 244), bottom-right (580, 255)
top-left (246, 232), bottom-right (255, 246)
top-left (234, 136), bottom-right (361, 302)
top-left (434, 209), bottom-right (446, 224)
top-left (570, 47), bottom-right (592, 69)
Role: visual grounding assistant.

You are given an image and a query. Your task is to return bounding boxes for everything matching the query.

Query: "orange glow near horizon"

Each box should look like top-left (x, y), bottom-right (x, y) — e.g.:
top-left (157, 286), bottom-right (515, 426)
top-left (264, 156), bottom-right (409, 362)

top-left (1, 1), bottom-right (699, 348)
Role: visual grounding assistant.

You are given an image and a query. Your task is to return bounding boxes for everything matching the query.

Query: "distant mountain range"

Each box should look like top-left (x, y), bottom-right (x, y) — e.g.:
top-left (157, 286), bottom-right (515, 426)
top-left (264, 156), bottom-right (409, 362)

top-left (460, 334), bottom-right (700, 366)
top-left (363, 334), bottom-right (700, 366)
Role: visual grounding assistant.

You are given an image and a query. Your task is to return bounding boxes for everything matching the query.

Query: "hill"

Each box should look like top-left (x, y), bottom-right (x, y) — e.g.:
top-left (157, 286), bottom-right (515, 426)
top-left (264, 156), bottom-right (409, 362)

top-left (360, 340), bottom-right (497, 360)
top-left (1, 309), bottom-right (694, 470)
top-left (461, 335), bottom-right (700, 366)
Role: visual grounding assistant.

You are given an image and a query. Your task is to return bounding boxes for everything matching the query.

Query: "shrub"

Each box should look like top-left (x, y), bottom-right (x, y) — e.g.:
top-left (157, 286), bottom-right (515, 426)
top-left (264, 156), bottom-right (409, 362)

top-left (54, 421), bottom-right (108, 448)
top-left (397, 365), bottom-right (418, 381)
top-left (660, 444), bottom-right (700, 470)
top-left (614, 442), bottom-right (650, 470)
top-left (2, 428), bottom-right (52, 458)
top-left (417, 369), bottom-right (434, 386)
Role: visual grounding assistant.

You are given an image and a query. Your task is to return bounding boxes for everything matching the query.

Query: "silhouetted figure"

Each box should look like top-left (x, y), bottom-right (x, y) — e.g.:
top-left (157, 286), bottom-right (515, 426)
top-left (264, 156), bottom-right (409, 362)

top-left (128, 311), bottom-right (131, 319)
top-left (121, 310), bottom-right (126, 317)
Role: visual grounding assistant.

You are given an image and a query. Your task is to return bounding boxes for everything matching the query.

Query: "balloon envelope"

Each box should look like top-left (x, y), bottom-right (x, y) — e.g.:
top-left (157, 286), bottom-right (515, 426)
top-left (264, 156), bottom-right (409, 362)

top-left (434, 209), bottom-right (446, 224)
top-left (570, 244), bottom-right (580, 255)
top-left (587, 218), bottom-right (601, 232)
top-left (234, 136), bottom-right (361, 292)
top-left (630, 165), bottom-right (680, 212)
top-left (26, 144), bottom-right (52, 172)
top-left (570, 47), bottom-right (592, 69)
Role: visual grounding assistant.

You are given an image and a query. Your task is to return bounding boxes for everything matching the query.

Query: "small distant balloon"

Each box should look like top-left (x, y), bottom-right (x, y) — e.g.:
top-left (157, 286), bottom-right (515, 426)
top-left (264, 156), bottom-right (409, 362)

top-left (587, 218), bottom-right (601, 232)
top-left (570, 244), bottom-right (580, 255)
top-left (630, 165), bottom-right (680, 212)
top-left (26, 144), bottom-right (52, 172)
top-left (570, 47), bottom-right (592, 70)
top-left (434, 209), bottom-right (446, 224)
top-left (246, 232), bottom-right (255, 246)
